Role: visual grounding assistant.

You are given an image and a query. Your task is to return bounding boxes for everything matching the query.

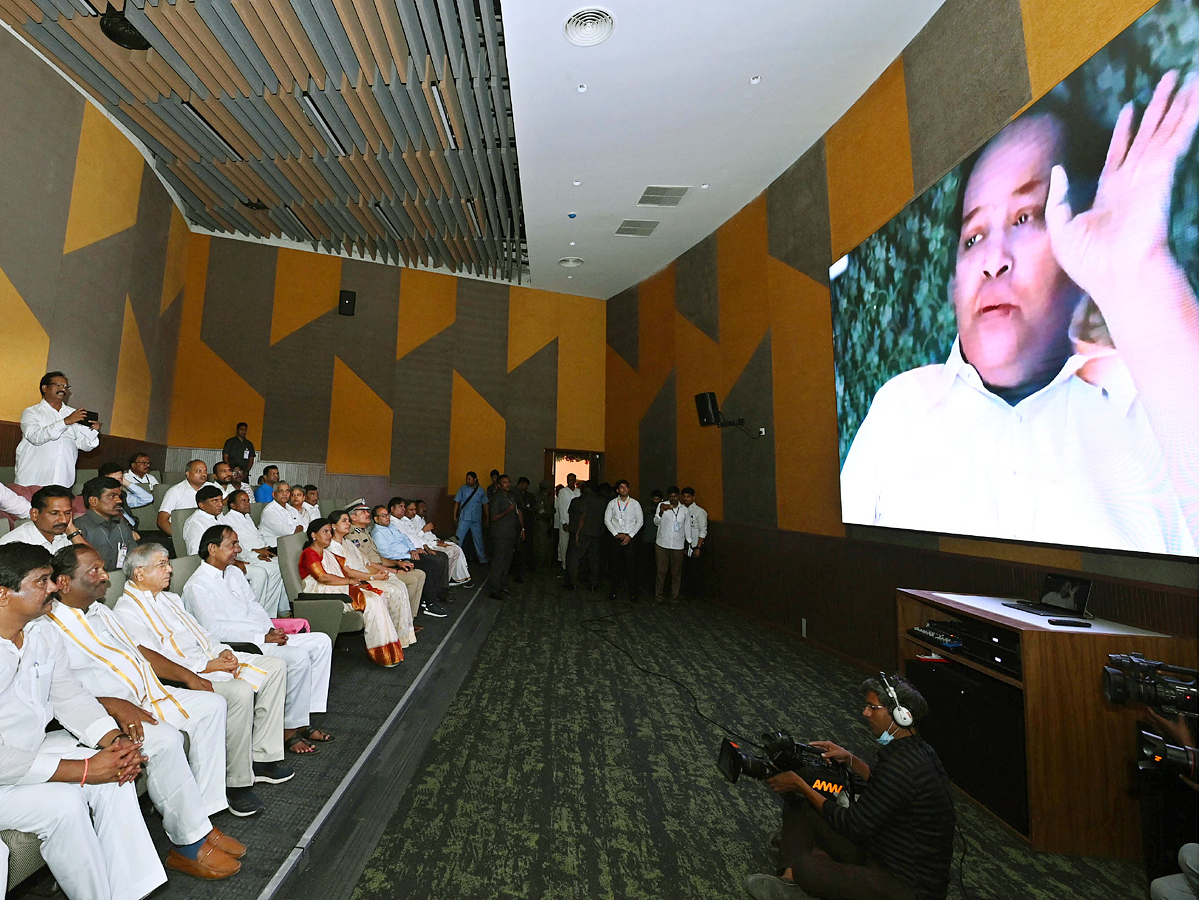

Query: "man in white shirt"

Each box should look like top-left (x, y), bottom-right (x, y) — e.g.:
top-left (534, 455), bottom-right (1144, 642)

top-left (652, 487), bottom-right (686, 604)
top-left (839, 95), bottom-right (1198, 555)
top-left (258, 481), bottom-right (306, 548)
top-left (555, 473), bottom-right (580, 568)
top-left (303, 484), bottom-right (322, 520)
top-left (604, 479), bottom-right (643, 602)
top-left (0, 542), bottom-right (167, 900)
top-left (184, 524), bottom-right (333, 755)
top-left (15, 371), bottom-right (100, 487)
top-left (114, 543), bottom-right (293, 817)
top-left (127, 451), bottom-right (160, 488)
top-left (184, 485), bottom-right (226, 555)
top-left (48, 545), bottom-right (246, 880)
top-left (213, 461), bottom-right (237, 498)
top-left (157, 459), bottom-right (211, 537)
top-left (220, 489), bottom-right (290, 616)
top-left (0, 485), bottom-right (93, 553)
top-left (398, 498), bottom-right (471, 584)
top-left (680, 487), bottom-right (708, 599)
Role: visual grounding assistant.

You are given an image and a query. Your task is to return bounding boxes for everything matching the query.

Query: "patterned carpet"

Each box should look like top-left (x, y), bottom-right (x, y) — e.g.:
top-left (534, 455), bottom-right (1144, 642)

top-left (351, 571), bottom-right (1149, 900)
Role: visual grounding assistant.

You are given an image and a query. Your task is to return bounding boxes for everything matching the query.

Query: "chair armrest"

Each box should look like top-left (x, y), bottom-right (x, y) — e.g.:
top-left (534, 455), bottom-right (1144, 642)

top-left (291, 595), bottom-right (348, 644)
top-left (227, 642), bottom-right (264, 654)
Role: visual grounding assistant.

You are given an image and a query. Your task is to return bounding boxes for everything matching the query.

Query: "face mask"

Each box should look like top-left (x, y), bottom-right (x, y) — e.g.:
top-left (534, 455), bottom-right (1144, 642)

top-left (877, 724), bottom-right (896, 746)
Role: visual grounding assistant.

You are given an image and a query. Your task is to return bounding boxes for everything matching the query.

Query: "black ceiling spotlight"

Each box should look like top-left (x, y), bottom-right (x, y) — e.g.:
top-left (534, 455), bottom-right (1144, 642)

top-left (241, 199), bottom-right (270, 211)
top-left (100, 4), bottom-right (151, 51)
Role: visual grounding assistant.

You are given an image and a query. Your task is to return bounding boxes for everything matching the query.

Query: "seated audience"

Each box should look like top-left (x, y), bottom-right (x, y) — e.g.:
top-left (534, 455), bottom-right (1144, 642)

top-left (258, 482), bottom-right (305, 548)
top-left (183, 485), bottom-right (226, 555)
top-left (15, 371), bottom-right (100, 488)
top-left (113, 544), bottom-right (293, 817)
top-left (127, 451), bottom-right (160, 487)
top-left (254, 465), bottom-right (280, 504)
top-left (157, 460), bottom-right (210, 536)
top-left (76, 476), bottom-right (138, 571)
top-left (47, 546), bottom-right (246, 880)
top-left (303, 485), bottom-right (322, 520)
top-left (184, 525), bottom-right (333, 755)
top-left (288, 485), bottom-right (314, 526)
top-left (398, 498), bottom-right (471, 585)
top-left (0, 542), bottom-right (167, 900)
top-left (0, 482), bottom-right (32, 520)
top-left (97, 462), bottom-right (152, 523)
top-left (344, 503), bottom-right (425, 619)
top-left (219, 490), bottom-right (290, 616)
top-left (329, 509), bottom-right (416, 648)
top-left (0, 485), bottom-right (92, 553)
top-left (212, 461), bottom-right (236, 498)
top-left (298, 516), bottom-right (407, 666)
top-left (229, 466), bottom-right (250, 499)
top-left (374, 503), bottom-right (450, 617)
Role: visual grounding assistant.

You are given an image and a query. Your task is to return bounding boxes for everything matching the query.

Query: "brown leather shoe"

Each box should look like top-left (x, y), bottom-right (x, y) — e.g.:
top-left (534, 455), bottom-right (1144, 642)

top-left (206, 827), bottom-right (246, 859)
top-left (165, 843), bottom-right (240, 879)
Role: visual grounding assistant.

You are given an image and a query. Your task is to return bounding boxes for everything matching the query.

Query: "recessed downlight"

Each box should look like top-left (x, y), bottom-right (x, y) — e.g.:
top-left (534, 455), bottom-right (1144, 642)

top-left (569, 241), bottom-right (576, 246)
top-left (749, 75), bottom-right (762, 85)
top-left (700, 183), bottom-right (710, 189)
top-left (559, 257), bottom-right (584, 268)
top-left (573, 180), bottom-right (581, 186)
top-left (577, 84), bottom-right (588, 93)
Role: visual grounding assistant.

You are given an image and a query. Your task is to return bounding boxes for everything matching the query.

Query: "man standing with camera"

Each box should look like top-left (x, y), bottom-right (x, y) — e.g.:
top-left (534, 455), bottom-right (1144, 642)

top-left (15, 372), bottom-right (100, 488)
top-left (745, 675), bottom-right (955, 900)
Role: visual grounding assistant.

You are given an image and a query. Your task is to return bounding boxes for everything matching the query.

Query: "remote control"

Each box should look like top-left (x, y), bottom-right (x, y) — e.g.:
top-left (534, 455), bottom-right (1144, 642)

top-left (1047, 618), bottom-right (1091, 627)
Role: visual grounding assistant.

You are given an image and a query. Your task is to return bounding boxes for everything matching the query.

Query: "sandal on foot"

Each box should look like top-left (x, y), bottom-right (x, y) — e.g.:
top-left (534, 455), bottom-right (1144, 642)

top-left (285, 733), bottom-right (317, 754)
top-left (302, 726), bottom-right (335, 743)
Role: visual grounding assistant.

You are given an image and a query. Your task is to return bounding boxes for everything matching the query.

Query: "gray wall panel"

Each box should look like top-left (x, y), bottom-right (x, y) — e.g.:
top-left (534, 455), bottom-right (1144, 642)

top-left (638, 369), bottom-right (677, 499)
top-left (606, 285), bottom-right (638, 369)
top-left (504, 339), bottom-right (557, 484)
top-left (766, 140), bottom-right (832, 285)
top-left (392, 329), bottom-right (454, 485)
top-left (451, 278), bottom-right (509, 414)
top-left (721, 331), bottom-right (776, 528)
top-left (675, 235), bottom-right (718, 343)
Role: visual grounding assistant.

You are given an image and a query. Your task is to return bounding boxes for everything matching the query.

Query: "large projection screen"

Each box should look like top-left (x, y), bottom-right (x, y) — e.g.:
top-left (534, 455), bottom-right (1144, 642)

top-left (831, 0), bottom-right (1198, 557)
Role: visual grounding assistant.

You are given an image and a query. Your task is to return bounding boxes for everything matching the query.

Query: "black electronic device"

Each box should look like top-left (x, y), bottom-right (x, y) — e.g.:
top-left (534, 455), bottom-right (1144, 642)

top-left (1103, 653), bottom-right (1198, 719)
top-left (952, 618), bottom-right (1021, 678)
top-left (1002, 573), bottom-right (1092, 618)
top-left (717, 732), bottom-right (862, 804)
top-left (695, 391), bottom-right (720, 427)
top-left (908, 620), bottom-right (963, 651)
top-left (80, 409), bottom-right (99, 425)
top-left (1047, 618), bottom-right (1091, 627)
top-left (338, 290), bottom-right (356, 316)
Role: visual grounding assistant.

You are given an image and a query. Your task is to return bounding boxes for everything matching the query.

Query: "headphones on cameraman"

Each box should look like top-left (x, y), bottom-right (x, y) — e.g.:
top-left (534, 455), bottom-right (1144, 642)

top-left (878, 672), bottom-right (914, 728)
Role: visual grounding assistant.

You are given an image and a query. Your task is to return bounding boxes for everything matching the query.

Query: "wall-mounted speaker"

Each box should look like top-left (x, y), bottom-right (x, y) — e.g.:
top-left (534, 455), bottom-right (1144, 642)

top-left (695, 391), bottom-right (720, 427)
top-left (338, 290), bottom-right (356, 316)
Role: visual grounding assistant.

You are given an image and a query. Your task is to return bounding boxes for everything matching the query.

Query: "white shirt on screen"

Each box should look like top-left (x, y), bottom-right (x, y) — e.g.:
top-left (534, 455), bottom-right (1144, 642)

top-left (15, 400), bottom-right (99, 487)
top-left (839, 339), bottom-right (1196, 556)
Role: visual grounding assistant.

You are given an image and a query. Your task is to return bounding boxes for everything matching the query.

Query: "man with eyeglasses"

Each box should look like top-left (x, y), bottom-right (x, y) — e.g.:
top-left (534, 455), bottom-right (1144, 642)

top-left (15, 371), bottom-right (100, 488)
top-left (743, 674), bottom-right (955, 900)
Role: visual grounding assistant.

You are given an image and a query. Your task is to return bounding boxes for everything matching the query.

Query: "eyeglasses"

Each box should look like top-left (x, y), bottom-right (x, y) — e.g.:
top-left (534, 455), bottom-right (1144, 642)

top-left (864, 703), bottom-right (888, 712)
top-left (47, 382), bottom-right (70, 390)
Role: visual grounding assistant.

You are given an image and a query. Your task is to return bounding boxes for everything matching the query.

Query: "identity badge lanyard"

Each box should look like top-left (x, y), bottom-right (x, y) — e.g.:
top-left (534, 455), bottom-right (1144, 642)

top-left (672, 508), bottom-right (682, 532)
top-left (116, 541), bottom-right (128, 568)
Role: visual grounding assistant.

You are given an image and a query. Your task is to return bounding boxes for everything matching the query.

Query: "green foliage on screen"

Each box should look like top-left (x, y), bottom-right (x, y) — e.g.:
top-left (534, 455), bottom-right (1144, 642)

top-left (830, 0), bottom-right (1199, 467)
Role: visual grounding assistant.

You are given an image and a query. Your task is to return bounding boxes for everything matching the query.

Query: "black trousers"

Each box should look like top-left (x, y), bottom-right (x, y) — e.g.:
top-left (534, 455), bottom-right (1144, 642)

top-left (491, 526), bottom-right (519, 592)
top-left (682, 547), bottom-right (705, 598)
top-left (608, 537), bottom-right (640, 601)
top-left (779, 802), bottom-right (916, 900)
top-left (512, 523), bottom-right (535, 580)
top-left (566, 534), bottom-right (601, 588)
top-left (414, 552), bottom-right (449, 604)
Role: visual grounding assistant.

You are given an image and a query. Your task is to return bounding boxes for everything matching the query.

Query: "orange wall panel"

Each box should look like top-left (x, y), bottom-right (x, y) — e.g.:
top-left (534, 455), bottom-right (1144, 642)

top-left (327, 356), bottom-right (393, 476)
top-left (558, 296), bottom-right (606, 451)
top-left (447, 370), bottom-right (505, 492)
top-left (270, 247), bottom-right (342, 345)
top-left (397, 268), bottom-right (457, 359)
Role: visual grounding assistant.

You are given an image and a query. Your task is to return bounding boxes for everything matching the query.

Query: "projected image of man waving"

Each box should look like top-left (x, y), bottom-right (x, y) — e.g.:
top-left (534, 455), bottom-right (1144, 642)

top-left (840, 71), bottom-right (1198, 556)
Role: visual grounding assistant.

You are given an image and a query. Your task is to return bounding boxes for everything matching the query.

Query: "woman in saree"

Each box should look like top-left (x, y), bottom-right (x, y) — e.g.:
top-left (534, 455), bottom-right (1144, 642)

top-left (298, 518), bottom-right (406, 667)
top-left (325, 509), bottom-right (417, 648)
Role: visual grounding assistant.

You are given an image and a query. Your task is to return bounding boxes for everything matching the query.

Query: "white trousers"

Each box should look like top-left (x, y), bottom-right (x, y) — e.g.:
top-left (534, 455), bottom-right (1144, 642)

top-left (145, 688), bottom-right (227, 844)
top-left (210, 652), bottom-right (287, 787)
top-left (558, 527), bottom-right (569, 567)
top-left (438, 542), bottom-right (470, 581)
top-left (244, 557), bottom-right (289, 616)
top-left (263, 632), bottom-right (332, 727)
top-left (0, 735), bottom-right (167, 900)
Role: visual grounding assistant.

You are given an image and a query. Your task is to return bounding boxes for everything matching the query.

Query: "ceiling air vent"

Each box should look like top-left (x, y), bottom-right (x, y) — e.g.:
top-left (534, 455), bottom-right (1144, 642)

top-left (563, 8), bottom-right (615, 46)
top-left (100, 4), bottom-right (150, 51)
top-left (559, 257), bottom-right (584, 268)
top-left (637, 186), bottom-right (689, 207)
top-left (616, 219), bottom-right (659, 237)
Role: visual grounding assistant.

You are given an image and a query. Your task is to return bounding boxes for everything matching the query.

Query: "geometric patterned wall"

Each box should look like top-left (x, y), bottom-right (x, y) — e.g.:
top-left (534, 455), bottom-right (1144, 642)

top-left (0, 27), bottom-right (184, 442)
top-left (604, 0), bottom-right (1190, 583)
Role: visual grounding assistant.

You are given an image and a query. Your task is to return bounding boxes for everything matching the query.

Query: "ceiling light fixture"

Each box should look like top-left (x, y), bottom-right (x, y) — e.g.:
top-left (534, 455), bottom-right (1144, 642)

top-left (465, 199), bottom-right (482, 237)
top-left (280, 205), bottom-right (317, 242)
top-left (564, 8), bottom-right (615, 46)
top-left (300, 91), bottom-right (348, 156)
top-left (430, 83), bottom-right (458, 151)
top-left (181, 100), bottom-right (242, 160)
top-left (99, 4), bottom-right (150, 49)
top-left (749, 75), bottom-right (762, 85)
top-left (573, 180), bottom-right (581, 186)
top-left (374, 202), bottom-right (405, 241)
top-left (569, 241), bottom-right (576, 246)
top-left (559, 257), bottom-right (584, 267)
top-left (700, 183), bottom-right (710, 189)
top-left (577, 84), bottom-right (587, 93)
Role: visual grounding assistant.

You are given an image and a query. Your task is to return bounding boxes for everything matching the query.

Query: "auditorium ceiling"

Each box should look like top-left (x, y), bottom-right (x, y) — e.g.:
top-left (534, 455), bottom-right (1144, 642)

top-left (0, 0), bottom-right (945, 298)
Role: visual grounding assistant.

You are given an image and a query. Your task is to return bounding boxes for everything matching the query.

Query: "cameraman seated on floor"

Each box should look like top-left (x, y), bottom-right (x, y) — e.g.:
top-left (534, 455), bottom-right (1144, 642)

top-left (745, 675), bottom-right (955, 900)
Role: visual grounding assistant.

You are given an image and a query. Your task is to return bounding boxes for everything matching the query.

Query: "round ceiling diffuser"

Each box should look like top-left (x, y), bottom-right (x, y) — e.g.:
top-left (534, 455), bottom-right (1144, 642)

top-left (100, 5), bottom-right (151, 51)
top-left (563, 8), bottom-right (615, 47)
top-left (559, 257), bottom-right (585, 268)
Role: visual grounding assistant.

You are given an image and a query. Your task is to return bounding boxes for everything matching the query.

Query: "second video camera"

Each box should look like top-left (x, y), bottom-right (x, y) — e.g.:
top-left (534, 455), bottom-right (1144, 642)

top-left (1102, 653), bottom-right (1197, 719)
top-left (717, 731), bottom-right (860, 803)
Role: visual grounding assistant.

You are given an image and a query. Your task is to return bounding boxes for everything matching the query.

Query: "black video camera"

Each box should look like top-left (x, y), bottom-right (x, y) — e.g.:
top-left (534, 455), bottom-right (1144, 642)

top-left (717, 731), bottom-right (861, 804)
top-left (1138, 728), bottom-right (1197, 781)
top-left (1102, 653), bottom-right (1198, 719)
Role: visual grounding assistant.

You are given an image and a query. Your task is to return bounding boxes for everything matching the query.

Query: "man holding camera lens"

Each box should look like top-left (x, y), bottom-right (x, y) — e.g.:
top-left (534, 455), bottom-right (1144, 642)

top-left (15, 371), bottom-right (100, 488)
top-left (744, 675), bottom-right (955, 900)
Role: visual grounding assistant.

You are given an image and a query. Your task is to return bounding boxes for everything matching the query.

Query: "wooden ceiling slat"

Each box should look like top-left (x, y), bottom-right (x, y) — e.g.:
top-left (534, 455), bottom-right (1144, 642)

top-left (369, 0), bottom-right (408, 82)
top-left (292, 203), bottom-right (328, 240)
top-left (346, 198), bottom-right (380, 240)
top-left (439, 56), bottom-right (469, 150)
top-left (413, 143), bottom-right (442, 196)
top-left (351, 69), bottom-right (393, 153)
top-left (264, 0), bottom-right (326, 92)
top-left (190, 95), bottom-right (261, 160)
top-left (208, 207), bottom-right (238, 233)
top-left (238, 163), bottom-right (283, 207)
top-left (231, 0), bottom-right (295, 90)
top-left (8, 0), bottom-right (45, 22)
top-left (349, 0), bottom-right (393, 82)
top-left (427, 145), bottom-right (455, 197)
top-left (173, 0), bottom-right (253, 98)
top-left (121, 101), bottom-right (199, 163)
top-left (278, 156), bottom-right (319, 204)
top-left (337, 71), bottom-right (382, 153)
top-left (401, 143), bottom-right (430, 197)
top-left (264, 89), bottom-right (326, 156)
top-left (170, 161), bottom-right (223, 211)
top-left (215, 162), bottom-right (256, 203)
top-left (330, 0), bottom-right (376, 85)
top-left (61, 18), bottom-right (154, 104)
top-left (419, 56), bottom-right (452, 152)
top-left (145, 48), bottom-right (193, 99)
top-left (403, 195), bottom-right (435, 238)
top-left (362, 150), bottom-right (392, 201)
top-left (346, 151), bottom-right (382, 198)
top-left (337, 155), bottom-right (374, 201)
top-left (144, 4), bottom-right (236, 100)
top-left (298, 155), bottom-right (338, 203)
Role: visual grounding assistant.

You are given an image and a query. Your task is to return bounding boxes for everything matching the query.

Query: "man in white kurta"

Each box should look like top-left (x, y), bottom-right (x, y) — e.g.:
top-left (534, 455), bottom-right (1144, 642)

top-left (555, 475), bottom-right (581, 567)
top-left (113, 544), bottom-right (292, 809)
top-left (15, 373), bottom-right (100, 488)
top-left (157, 460), bottom-right (212, 537)
top-left (0, 543), bottom-right (166, 900)
top-left (183, 527), bottom-right (332, 736)
top-left (220, 490), bottom-right (289, 616)
top-left (0, 486), bottom-right (93, 553)
top-left (397, 500), bottom-right (471, 583)
top-left (258, 482), bottom-right (306, 548)
top-left (46, 550), bottom-right (230, 850)
top-left (183, 486), bottom-right (225, 555)
top-left (127, 452), bottom-right (160, 489)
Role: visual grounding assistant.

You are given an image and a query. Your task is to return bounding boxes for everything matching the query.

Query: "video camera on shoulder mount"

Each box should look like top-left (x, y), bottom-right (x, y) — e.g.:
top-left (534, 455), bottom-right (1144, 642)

top-left (717, 731), bottom-right (864, 807)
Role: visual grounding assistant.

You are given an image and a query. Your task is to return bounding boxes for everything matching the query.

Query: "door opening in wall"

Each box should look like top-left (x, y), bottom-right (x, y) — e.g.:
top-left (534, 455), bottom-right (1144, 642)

top-left (544, 449), bottom-right (603, 488)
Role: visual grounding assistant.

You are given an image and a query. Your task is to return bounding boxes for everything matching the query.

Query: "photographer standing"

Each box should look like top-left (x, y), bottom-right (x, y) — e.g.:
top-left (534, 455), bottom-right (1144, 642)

top-left (15, 372), bottom-right (100, 488)
top-left (745, 675), bottom-right (954, 900)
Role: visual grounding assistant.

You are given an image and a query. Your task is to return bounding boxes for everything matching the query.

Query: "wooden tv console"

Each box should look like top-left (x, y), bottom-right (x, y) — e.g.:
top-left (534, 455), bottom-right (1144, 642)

top-left (896, 589), bottom-right (1196, 860)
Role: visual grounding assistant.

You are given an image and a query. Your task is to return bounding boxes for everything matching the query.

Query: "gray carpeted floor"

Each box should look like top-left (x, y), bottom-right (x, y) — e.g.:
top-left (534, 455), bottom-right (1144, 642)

top-left (351, 570), bottom-right (1151, 900)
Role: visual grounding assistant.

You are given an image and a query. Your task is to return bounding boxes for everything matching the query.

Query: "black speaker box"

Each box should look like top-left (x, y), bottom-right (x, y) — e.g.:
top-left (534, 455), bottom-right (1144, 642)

top-left (695, 391), bottom-right (719, 427)
top-left (338, 290), bottom-right (356, 316)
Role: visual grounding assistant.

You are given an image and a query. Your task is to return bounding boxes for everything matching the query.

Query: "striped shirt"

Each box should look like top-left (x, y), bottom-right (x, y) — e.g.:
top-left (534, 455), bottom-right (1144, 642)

top-left (823, 737), bottom-right (955, 900)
